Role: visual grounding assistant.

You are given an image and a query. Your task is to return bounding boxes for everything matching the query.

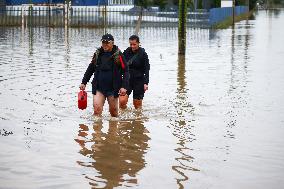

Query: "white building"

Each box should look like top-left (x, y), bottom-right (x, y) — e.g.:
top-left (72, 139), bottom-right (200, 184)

top-left (221, 0), bottom-right (233, 7)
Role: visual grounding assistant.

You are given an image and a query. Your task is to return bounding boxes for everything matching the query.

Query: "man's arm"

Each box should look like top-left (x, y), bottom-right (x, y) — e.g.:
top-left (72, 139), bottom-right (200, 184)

top-left (81, 52), bottom-right (97, 85)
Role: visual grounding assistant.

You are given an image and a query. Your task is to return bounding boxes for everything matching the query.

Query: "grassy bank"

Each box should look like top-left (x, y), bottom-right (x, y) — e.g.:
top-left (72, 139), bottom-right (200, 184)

top-left (212, 10), bottom-right (254, 29)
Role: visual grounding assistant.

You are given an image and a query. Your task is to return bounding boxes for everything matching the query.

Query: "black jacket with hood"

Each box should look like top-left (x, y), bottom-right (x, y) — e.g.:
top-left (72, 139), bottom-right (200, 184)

top-left (123, 47), bottom-right (150, 84)
top-left (81, 45), bottom-right (129, 96)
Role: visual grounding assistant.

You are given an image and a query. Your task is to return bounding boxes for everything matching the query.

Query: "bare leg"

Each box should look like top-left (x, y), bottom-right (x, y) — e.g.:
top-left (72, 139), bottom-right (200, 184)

top-left (107, 96), bottom-right (119, 117)
top-left (93, 91), bottom-right (106, 116)
top-left (119, 94), bottom-right (129, 109)
top-left (133, 99), bottom-right (142, 109)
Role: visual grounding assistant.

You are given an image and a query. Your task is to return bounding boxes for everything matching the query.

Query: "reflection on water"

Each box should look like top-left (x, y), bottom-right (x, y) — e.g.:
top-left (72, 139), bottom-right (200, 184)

top-left (169, 54), bottom-right (198, 188)
top-left (1, 9), bottom-right (284, 189)
top-left (223, 20), bottom-right (251, 151)
top-left (65, 28), bottom-right (71, 66)
top-left (75, 121), bottom-right (150, 188)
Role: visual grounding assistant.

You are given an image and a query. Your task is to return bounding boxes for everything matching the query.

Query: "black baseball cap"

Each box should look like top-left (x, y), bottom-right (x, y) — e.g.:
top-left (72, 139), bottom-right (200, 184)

top-left (101, 33), bottom-right (114, 42)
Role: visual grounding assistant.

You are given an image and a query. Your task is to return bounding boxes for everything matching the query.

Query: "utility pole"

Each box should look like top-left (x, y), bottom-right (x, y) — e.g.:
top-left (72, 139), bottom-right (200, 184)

top-left (178, 0), bottom-right (187, 55)
top-left (232, 0), bottom-right (235, 26)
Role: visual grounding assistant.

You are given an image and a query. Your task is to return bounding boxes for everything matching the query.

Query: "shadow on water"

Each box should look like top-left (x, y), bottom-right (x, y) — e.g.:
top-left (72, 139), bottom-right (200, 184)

top-left (74, 120), bottom-right (150, 188)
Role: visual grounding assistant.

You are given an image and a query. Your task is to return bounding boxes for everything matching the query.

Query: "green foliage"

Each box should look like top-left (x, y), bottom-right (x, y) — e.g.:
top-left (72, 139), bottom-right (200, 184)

top-left (172, 0), bottom-right (178, 6)
top-left (197, 0), bottom-right (203, 9)
top-left (249, 0), bottom-right (257, 10)
top-left (173, 0), bottom-right (193, 8)
top-left (152, 0), bottom-right (167, 9)
top-left (236, 0), bottom-right (246, 6)
top-left (187, 0), bottom-right (194, 9)
top-left (136, 0), bottom-right (150, 8)
top-left (211, 0), bottom-right (221, 8)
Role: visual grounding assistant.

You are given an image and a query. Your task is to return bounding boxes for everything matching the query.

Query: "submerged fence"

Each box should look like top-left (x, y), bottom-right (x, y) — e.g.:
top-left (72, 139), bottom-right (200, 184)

top-left (0, 5), bottom-right (210, 28)
top-left (0, 5), bottom-right (248, 28)
top-left (209, 6), bottom-right (248, 25)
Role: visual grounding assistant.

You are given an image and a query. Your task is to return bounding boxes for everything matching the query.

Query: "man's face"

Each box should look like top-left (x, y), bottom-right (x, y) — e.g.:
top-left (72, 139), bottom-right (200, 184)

top-left (102, 40), bottom-right (114, 52)
top-left (129, 39), bottom-right (139, 52)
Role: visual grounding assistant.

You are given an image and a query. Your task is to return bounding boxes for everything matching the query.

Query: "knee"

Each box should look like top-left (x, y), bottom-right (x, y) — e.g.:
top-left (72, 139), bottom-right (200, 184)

top-left (93, 106), bottom-right (103, 116)
top-left (119, 96), bottom-right (128, 109)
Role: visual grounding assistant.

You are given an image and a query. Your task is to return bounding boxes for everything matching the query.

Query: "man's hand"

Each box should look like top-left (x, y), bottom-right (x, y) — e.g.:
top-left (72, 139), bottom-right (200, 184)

top-left (119, 88), bottom-right (127, 96)
top-left (79, 84), bottom-right (86, 90)
top-left (144, 84), bottom-right (148, 92)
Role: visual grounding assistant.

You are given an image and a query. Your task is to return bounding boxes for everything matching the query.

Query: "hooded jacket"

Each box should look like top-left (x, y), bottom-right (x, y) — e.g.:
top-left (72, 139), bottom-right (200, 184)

top-left (81, 45), bottom-right (129, 95)
top-left (123, 47), bottom-right (150, 84)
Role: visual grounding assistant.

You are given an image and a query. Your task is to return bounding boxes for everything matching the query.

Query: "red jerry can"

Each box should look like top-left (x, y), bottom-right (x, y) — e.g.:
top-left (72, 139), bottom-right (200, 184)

top-left (78, 90), bottom-right (87, 110)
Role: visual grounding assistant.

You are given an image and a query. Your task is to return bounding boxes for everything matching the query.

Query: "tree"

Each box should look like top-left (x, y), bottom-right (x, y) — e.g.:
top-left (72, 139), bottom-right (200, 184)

top-left (249, 0), bottom-right (257, 9)
top-left (236, 0), bottom-right (246, 5)
top-left (153, 0), bottom-right (167, 9)
top-left (211, 0), bottom-right (221, 8)
top-left (197, 0), bottom-right (202, 8)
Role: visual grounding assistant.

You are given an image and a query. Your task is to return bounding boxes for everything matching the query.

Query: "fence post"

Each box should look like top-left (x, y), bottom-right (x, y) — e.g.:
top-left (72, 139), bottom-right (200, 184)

top-left (64, 3), bottom-right (68, 27)
top-left (38, 7), bottom-right (40, 26)
top-left (103, 5), bottom-right (107, 33)
top-left (21, 5), bottom-right (25, 27)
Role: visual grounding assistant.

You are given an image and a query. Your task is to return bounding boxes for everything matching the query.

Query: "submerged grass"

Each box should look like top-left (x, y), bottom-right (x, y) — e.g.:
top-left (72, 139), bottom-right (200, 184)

top-left (212, 10), bottom-right (254, 29)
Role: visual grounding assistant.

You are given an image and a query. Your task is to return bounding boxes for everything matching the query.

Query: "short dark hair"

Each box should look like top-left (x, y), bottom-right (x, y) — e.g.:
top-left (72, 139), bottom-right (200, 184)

top-left (129, 35), bottom-right (140, 43)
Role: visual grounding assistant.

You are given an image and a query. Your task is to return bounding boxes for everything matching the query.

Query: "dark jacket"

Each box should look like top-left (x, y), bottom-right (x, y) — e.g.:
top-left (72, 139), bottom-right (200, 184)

top-left (123, 47), bottom-right (150, 84)
top-left (81, 45), bottom-right (129, 95)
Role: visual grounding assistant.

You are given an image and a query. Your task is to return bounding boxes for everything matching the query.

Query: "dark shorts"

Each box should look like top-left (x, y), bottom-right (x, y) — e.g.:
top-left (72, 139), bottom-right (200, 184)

top-left (92, 84), bottom-right (119, 98)
top-left (127, 77), bottom-right (144, 100)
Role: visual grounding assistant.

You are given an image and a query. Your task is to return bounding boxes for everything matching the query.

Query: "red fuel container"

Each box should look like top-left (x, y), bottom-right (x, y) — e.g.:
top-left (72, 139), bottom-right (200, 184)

top-left (78, 90), bottom-right (87, 110)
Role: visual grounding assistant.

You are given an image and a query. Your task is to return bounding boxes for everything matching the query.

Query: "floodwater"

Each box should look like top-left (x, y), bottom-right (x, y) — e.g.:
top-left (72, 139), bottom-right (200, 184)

top-left (1, 10), bottom-right (284, 189)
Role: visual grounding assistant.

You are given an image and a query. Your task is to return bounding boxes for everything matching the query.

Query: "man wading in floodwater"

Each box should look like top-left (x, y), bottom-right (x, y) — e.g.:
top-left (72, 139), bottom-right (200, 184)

top-left (79, 34), bottom-right (129, 117)
top-left (119, 35), bottom-right (150, 109)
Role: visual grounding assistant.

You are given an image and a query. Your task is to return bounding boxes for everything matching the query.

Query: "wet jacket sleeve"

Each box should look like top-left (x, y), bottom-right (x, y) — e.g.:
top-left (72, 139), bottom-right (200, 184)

top-left (121, 53), bottom-right (129, 89)
top-left (81, 53), bottom-right (96, 85)
top-left (143, 51), bottom-right (150, 85)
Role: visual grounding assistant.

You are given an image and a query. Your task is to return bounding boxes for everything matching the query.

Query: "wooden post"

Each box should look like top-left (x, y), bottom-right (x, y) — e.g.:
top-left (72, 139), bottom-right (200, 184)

top-left (64, 1), bottom-right (68, 28)
top-left (48, 2), bottom-right (50, 26)
top-left (104, 4), bottom-right (107, 34)
top-left (21, 5), bottom-right (25, 27)
top-left (232, 0), bottom-right (235, 26)
top-left (178, 0), bottom-right (187, 55)
top-left (134, 6), bottom-right (142, 35)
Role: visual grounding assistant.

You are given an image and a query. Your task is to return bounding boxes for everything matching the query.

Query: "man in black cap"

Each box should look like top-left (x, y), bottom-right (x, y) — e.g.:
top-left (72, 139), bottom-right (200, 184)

top-left (119, 35), bottom-right (150, 109)
top-left (79, 34), bottom-right (129, 117)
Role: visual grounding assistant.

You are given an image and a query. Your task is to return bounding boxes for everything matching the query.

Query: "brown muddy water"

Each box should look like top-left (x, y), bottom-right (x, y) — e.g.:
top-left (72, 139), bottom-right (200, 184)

top-left (1, 10), bottom-right (284, 189)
